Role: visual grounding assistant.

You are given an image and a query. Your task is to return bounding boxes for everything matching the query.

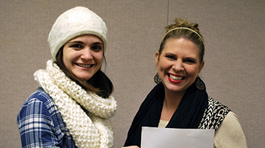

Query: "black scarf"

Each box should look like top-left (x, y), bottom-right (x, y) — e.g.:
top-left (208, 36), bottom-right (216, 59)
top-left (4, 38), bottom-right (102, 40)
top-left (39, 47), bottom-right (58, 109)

top-left (124, 78), bottom-right (208, 147)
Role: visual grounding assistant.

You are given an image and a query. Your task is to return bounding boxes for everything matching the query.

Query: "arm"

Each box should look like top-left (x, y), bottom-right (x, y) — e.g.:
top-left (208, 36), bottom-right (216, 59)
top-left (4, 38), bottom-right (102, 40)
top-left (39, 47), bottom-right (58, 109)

top-left (17, 97), bottom-right (59, 148)
top-left (214, 112), bottom-right (248, 148)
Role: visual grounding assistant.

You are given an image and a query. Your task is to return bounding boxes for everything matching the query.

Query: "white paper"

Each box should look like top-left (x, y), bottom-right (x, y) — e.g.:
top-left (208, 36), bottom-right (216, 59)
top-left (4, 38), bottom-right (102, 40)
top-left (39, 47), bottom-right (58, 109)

top-left (141, 127), bottom-right (214, 148)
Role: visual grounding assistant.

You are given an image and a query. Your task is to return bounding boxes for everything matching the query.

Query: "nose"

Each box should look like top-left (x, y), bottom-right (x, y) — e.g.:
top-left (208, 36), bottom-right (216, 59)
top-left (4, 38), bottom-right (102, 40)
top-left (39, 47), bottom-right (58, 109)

top-left (81, 47), bottom-right (93, 60)
top-left (172, 60), bottom-right (184, 71)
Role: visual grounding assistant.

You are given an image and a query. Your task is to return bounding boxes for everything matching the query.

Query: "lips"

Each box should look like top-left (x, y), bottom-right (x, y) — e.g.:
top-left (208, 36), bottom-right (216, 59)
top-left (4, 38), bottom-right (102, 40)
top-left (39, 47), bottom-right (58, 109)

top-left (76, 63), bottom-right (93, 68)
top-left (168, 73), bottom-right (185, 83)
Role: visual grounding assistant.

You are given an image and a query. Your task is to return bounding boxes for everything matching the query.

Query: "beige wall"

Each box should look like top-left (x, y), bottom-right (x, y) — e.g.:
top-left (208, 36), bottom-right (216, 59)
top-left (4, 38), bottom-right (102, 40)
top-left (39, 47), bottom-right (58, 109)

top-left (1, 0), bottom-right (264, 147)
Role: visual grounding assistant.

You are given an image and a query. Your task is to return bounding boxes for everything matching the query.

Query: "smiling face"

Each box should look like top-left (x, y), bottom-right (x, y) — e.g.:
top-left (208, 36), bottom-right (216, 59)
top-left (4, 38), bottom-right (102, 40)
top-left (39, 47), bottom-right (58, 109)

top-left (62, 34), bottom-right (104, 81)
top-left (155, 38), bottom-right (204, 95)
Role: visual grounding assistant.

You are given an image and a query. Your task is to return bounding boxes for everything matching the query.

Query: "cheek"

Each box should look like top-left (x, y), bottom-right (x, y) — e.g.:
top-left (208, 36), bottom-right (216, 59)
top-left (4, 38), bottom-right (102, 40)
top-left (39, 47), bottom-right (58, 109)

top-left (187, 66), bottom-right (201, 76)
top-left (62, 55), bottom-right (72, 73)
top-left (62, 48), bottom-right (78, 70)
top-left (157, 59), bottom-right (171, 71)
top-left (94, 52), bottom-right (104, 63)
top-left (63, 50), bottom-right (79, 61)
top-left (62, 52), bottom-right (71, 65)
top-left (156, 62), bottom-right (164, 72)
top-left (62, 49), bottom-right (68, 65)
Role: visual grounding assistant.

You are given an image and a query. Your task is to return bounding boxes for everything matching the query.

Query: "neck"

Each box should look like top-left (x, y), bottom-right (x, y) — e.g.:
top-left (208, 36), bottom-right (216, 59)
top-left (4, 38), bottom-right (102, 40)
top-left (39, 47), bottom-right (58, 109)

top-left (164, 89), bottom-right (185, 108)
top-left (161, 89), bottom-right (185, 121)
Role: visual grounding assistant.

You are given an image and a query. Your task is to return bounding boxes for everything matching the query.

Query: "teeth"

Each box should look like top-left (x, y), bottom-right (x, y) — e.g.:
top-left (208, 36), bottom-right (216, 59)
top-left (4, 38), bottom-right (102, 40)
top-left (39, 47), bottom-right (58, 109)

top-left (170, 74), bottom-right (182, 80)
top-left (78, 64), bottom-right (93, 68)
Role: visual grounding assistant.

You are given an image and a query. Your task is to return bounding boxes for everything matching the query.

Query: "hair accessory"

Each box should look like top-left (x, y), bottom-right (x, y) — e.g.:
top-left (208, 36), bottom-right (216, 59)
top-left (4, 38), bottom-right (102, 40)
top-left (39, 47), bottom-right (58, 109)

top-left (163, 27), bottom-right (203, 42)
top-left (154, 73), bottom-right (161, 84)
top-left (48, 6), bottom-right (108, 61)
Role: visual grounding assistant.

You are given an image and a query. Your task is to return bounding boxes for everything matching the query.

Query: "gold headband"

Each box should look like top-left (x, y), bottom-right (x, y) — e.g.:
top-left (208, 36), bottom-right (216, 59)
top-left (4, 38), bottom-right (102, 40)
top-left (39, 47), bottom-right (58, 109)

top-left (163, 27), bottom-right (204, 42)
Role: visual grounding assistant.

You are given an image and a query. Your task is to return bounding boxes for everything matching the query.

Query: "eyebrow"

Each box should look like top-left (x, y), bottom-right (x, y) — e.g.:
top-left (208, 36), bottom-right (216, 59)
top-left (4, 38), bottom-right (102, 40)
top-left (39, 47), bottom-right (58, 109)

top-left (93, 42), bottom-right (103, 45)
top-left (69, 41), bottom-right (83, 44)
top-left (68, 41), bottom-right (103, 45)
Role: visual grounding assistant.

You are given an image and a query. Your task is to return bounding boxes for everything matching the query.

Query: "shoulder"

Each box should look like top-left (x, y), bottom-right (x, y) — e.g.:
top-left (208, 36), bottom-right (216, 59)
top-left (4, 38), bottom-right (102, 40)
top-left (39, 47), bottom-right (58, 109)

top-left (199, 97), bottom-right (231, 129)
top-left (26, 88), bottom-right (56, 110)
top-left (208, 97), bottom-right (231, 112)
top-left (18, 88), bottom-right (58, 119)
top-left (17, 88), bottom-right (70, 147)
top-left (27, 88), bottom-right (52, 103)
top-left (218, 112), bottom-right (241, 126)
top-left (142, 83), bottom-right (164, 105)
top-left (17, 87), bottom-right (64, 133)
top-left (214, 112), bottom-right (247, 148)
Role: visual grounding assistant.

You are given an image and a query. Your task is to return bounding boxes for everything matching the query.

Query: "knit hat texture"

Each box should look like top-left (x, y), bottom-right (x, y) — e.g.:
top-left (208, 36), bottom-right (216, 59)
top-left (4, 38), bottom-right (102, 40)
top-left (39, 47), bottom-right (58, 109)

top-left (48, 6), bottom-right (107, 61)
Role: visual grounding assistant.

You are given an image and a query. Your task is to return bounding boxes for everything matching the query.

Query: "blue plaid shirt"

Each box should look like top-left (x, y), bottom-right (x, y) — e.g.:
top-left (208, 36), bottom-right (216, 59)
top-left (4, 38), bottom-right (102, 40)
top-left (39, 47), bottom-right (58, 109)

top-left (17, 88), bottom-right (77, 148)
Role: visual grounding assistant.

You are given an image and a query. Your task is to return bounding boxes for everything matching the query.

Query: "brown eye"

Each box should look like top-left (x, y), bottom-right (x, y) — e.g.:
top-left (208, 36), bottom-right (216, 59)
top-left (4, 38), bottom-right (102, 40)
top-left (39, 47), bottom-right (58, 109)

top-left (166, 55), bottom-right (176, 60)
top-left (91, 45), bottom-right (102, 51)
top-left (70, 44), bottom-right (83, 49)
top-left (184, 58), bottom-right (196, 63)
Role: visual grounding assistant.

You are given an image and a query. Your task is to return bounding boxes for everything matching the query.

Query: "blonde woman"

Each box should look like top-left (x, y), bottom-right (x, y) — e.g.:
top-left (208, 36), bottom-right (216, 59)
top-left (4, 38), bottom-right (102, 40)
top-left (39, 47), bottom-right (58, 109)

top-left (123, 18), bottom-right (247, 148)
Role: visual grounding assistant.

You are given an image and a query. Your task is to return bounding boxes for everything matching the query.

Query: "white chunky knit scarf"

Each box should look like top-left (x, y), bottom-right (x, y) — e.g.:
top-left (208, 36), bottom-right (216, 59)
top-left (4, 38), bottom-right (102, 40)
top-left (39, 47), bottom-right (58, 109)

top-left (34, 60), bottom-right (117, 148)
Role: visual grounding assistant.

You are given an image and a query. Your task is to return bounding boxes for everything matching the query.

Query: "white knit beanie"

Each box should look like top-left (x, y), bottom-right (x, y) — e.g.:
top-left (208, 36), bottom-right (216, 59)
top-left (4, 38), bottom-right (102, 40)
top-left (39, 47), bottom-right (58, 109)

top-left (48, 6), bottom-right (107, 61)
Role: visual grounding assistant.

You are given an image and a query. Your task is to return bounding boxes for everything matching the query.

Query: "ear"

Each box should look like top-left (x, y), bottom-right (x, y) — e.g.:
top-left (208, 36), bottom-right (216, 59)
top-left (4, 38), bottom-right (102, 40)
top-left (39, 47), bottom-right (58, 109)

top-left (155, 51), bottom-right (159, 67)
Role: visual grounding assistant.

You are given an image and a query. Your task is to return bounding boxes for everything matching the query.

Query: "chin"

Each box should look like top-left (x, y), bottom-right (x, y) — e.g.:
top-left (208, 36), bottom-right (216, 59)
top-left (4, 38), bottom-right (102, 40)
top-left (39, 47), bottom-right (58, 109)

top-left (163, 82), bottom-right (187, 93)
top-left (76, 75), bottom-right (92, 81)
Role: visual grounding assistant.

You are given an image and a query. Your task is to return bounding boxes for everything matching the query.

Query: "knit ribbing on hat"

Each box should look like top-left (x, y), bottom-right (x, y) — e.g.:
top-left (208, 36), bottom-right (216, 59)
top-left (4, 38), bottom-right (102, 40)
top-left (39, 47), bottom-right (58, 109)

top-left (48, 6), bottom-right (107, 61)
top-left (34, 60), bottom-right (116, 148)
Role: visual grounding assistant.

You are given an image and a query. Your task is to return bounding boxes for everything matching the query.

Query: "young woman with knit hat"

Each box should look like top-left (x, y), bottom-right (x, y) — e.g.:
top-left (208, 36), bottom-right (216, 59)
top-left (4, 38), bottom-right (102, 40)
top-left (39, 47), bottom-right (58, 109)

top-left (122, 18), bottom-right (247, 148)
top-left (17, 6), bottom-right (117, 148)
